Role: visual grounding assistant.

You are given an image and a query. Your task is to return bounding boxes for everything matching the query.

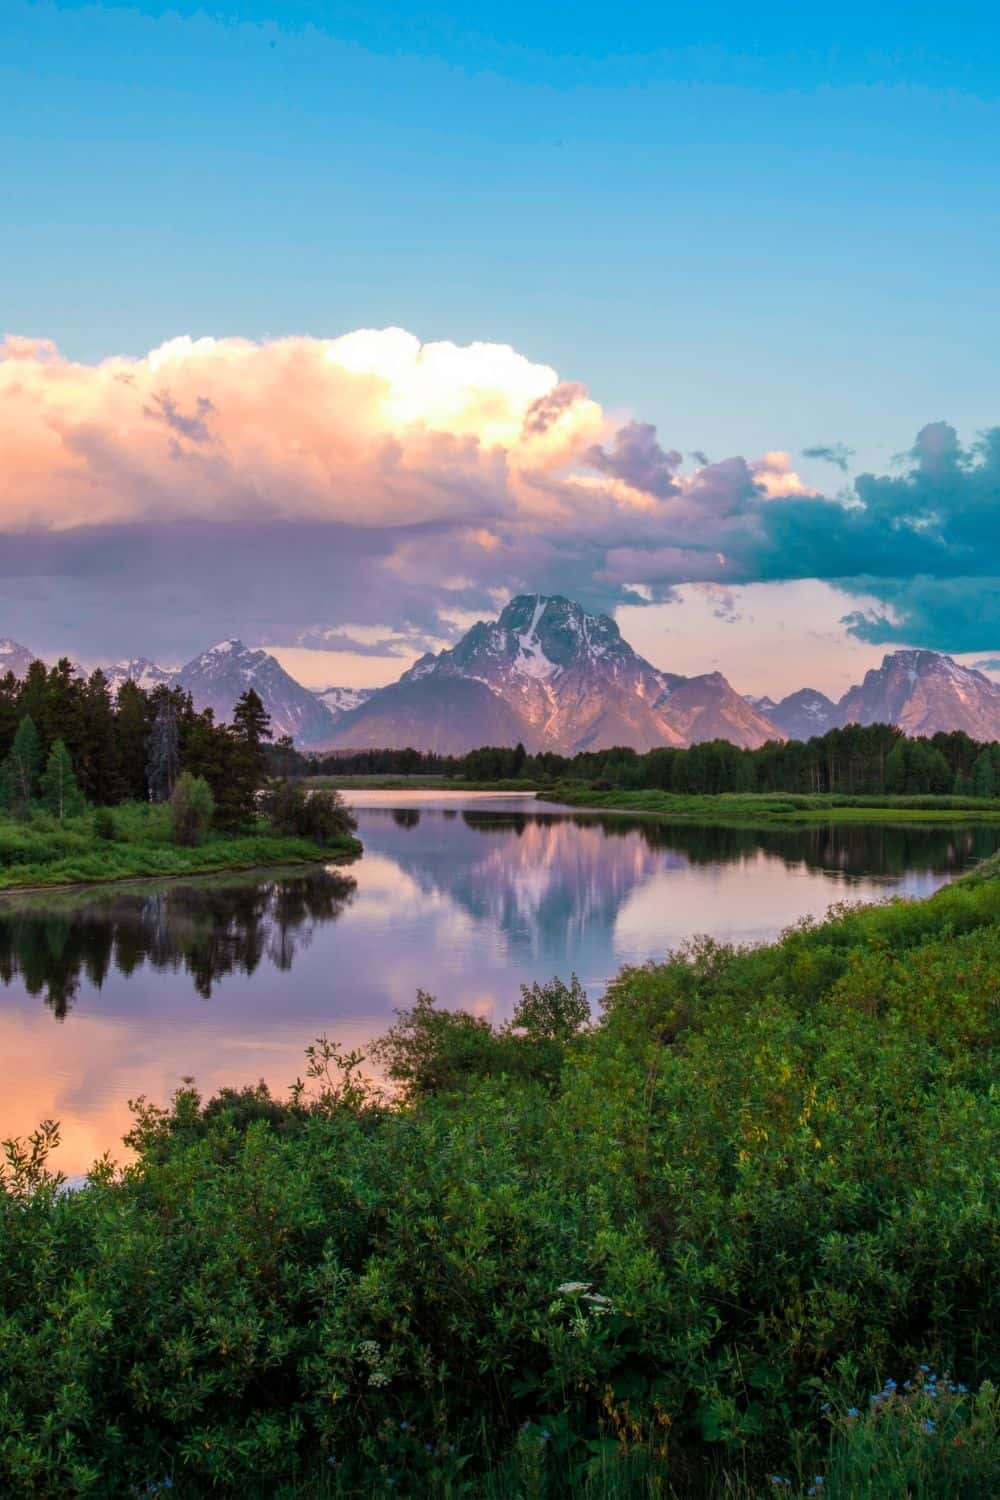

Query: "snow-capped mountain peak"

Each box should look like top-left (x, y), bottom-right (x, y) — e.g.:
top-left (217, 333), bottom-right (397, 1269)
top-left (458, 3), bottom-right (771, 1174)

top-left (326, 594), bottom-right (782, 754)
top-left (104, 657), bottom-right (179, 694)
top-left (0, 639), bottom-right (36, 678)
top-left (177, 641), bottom-right (339, 745)
top-left (836, 649), bottom-right (1000, 738)
top-left (315, 685), bottom-right (376, 722)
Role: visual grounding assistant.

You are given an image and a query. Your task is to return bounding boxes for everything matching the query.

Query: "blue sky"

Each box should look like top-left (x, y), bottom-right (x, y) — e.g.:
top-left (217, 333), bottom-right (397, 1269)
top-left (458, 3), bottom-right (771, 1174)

top-left (3, 1), bottom-right (1000, 692)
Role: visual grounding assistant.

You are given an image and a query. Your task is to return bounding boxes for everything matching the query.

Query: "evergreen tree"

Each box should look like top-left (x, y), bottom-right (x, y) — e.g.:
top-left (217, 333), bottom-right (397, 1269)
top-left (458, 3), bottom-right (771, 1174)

top-left (0, 716), bottom-right (41, 816)
top-left (226, 689), bottom-right (271, 827)
top-left (40, 739), bottom-right (85, 821)
top-left (45, 659), bottom-right (85, 761)
top-left (78, 670), bottom-right (119, 804)
top-left (972, 748), bottom-right (997, 798)
top-left (0, 672), bottom-right (19, 761)
top-left (232, 688), bottom-right (271, 761)
top-left (116, 680), bottom-right (152, 801)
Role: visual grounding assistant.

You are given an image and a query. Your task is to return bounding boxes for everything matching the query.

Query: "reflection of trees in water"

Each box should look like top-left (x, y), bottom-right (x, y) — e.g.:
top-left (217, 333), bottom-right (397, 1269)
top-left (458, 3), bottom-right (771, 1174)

top-left (453, 812), bottom-right (1000, 877)
top-left (0, 868), bottom-right (357, 1019)
top-left (391, 809), bottom-right (421, 828)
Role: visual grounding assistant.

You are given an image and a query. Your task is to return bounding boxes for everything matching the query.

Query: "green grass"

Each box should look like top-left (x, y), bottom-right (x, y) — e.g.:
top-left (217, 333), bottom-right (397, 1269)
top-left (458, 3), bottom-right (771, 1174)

top-left (0, 801), bottom-right (361, 891)
top-left (545, 784), bottom-right (1000, 826)
top-left (305, 774), bottom-right (541, 791)
top-left (4, 855), bottom-right (1000, 1494)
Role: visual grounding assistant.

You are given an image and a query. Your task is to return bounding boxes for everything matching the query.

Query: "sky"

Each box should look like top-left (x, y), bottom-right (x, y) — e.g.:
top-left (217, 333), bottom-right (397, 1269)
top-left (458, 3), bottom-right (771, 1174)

top-left (3, 0), bottom-right (1000, 697)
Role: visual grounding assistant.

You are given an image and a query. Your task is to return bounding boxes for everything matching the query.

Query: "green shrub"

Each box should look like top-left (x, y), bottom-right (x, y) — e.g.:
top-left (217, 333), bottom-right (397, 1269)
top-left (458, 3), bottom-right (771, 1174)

top-left (262, 779), bottom-right (358, 844)
top-left (92, 807), bottom-right (116, 841)
top-left (168, 772), bottom-right (216, 846)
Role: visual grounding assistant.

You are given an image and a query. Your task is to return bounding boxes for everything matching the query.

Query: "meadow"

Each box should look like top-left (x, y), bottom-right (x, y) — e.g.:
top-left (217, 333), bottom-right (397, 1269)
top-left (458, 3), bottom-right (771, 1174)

top-left (2, 855), bottom-right (1000, 1495)
top-left (545, 785), bottom-right (1000, 826)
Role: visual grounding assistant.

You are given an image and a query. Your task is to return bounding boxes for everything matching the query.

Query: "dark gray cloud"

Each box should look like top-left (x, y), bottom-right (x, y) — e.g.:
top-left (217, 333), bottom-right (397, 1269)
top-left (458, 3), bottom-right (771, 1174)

top-left (144, 392), bottom-right (216, 444)
top-left (521, 381), bottom-right (589, 436)
top-left (585, 421), bottom-right (683, 499)
top-left (294, 628), bottom-right (425, 658)
top-left (802, 442), bottom-right (854, 472)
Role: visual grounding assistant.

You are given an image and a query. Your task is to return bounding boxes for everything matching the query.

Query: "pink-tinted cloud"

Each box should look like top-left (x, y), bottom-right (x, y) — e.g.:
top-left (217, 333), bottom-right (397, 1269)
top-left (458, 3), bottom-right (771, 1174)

top-left (0, 329), bottom-right (608, 531)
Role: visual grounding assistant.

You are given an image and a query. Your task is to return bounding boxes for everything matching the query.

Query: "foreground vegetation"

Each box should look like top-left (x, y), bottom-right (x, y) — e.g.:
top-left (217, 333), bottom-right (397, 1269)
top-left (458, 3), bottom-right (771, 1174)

top-left (3, 858), bottom-right (1000, 1495)
top-left (545, 786), bottom-right (1000, 827)
top-left (0, 800), bottom-right (360, 891)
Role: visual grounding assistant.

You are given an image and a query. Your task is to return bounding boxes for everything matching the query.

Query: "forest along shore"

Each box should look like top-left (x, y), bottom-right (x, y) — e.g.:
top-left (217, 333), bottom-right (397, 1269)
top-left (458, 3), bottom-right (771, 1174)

top-left (0, 671), bottom-right (362, 891)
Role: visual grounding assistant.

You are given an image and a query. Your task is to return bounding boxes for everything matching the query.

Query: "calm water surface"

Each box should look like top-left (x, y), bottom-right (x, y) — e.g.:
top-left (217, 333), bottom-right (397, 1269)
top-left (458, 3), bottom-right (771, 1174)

top-left (3, 790), bottom-right (998, 1173)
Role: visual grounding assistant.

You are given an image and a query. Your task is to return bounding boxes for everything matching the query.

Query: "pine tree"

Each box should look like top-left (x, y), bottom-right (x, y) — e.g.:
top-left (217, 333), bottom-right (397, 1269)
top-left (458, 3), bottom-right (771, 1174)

top-left (116, 680), bottom-right (153, 801)
top-left (40, 739), bottom-right (85, 821)
top-left (0, 716), bottom-right (41, 817)
top-left (226, 689), bottom-right (271, 826)
top-left (78, 670), bottom-right (120, 804)
top-left (972, 747), bottom-right (997, 798)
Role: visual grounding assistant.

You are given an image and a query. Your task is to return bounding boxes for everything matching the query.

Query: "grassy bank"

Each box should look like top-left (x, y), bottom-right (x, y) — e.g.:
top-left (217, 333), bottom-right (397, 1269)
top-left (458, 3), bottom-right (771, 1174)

top-left (0, 801), bottom-right (361, 891)
top-left (544, 784), bottom-right (1000, 826)
top-left (3, 857), bottom-right (1000, 1494)
top-left (306, 774), bottom-right (541, 791)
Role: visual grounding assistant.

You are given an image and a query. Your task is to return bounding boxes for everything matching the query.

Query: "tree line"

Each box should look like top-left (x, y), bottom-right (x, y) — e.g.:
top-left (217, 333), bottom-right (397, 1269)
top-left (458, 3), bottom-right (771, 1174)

top-left (287, 722), bottom-right (1000, 797)
top-left (0, 659), bottom-right (271, 826)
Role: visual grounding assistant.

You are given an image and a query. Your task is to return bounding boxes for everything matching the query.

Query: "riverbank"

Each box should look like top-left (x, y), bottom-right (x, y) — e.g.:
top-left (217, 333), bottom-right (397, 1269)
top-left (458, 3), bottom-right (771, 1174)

top-left (0, 802), bottom-right (361, 892)
top-left (543, 783), bottom-right (1000, 825)
top-left (306, 773), bottom-right (541, 791)
top-left (3, 850), bottom-right (1000, 1495)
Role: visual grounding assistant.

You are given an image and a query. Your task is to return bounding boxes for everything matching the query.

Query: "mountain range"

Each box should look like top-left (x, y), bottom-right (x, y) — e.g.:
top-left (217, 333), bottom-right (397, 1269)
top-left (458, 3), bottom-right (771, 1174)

top-left (322, 596), bottom-right (779, 753)
top-left (3, 598), bottom-right (1000, 751)
top-left (750, 652), bottom-right (1000, 744)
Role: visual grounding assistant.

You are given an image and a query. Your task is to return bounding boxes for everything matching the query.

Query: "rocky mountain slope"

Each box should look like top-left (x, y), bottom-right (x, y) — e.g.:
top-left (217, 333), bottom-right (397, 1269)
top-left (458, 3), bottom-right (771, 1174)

top-left (176, 640), bottom-right (338, 745)
top-left (103, 657), bottom-right (179, 694)
top-left (760, 687), bottom-right (840, 741)
top-left (327, 596), bottom-right (782, 754)
top-left (658, 673), bottom-right (784, 748)
top-left (835, 650), bottom-right (1000, 739)
top-left (0, 639), bottom-right (36, 679)
top-left (315, 686), bottom-right (376, 721)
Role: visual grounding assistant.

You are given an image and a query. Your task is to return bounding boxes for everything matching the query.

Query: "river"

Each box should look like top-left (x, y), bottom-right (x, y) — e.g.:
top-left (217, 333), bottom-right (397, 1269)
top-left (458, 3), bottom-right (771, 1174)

top-left (2, 790), bottom-right (997, 1174)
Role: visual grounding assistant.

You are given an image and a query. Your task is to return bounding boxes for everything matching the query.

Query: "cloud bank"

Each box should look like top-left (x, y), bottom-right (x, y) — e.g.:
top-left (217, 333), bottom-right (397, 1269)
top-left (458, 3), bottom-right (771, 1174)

top-left (2, 329), bottom-right (999, 659)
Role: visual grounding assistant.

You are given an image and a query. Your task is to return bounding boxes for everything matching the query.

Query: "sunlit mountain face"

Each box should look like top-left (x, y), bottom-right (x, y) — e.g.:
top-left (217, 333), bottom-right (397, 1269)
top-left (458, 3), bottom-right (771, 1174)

top-left (325, 595), bottom-right (782, 753)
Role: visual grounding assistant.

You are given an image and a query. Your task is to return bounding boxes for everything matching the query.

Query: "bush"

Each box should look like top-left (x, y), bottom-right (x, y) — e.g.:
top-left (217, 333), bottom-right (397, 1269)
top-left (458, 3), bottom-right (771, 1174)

top-left (262, 779), bottom-right (357, 844)
top-left (92, 807), bottom-right (116, 841)
top-left (168, 772), bottom-right (215, 846)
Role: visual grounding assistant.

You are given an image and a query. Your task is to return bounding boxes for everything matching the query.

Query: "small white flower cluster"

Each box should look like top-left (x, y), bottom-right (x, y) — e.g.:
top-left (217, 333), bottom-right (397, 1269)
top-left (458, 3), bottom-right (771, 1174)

top-left (553, 1281), bottom-right (616, 1317)
top-left (358, 1338), bottom-right (391, 1389)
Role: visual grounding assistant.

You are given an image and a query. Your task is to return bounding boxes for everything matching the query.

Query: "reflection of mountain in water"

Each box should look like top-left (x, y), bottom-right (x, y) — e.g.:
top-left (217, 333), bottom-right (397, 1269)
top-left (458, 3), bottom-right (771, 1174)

top-left (357, 808), bottom-right (1000, 966)
top-left (0, 867), bottom-right (357, 1018)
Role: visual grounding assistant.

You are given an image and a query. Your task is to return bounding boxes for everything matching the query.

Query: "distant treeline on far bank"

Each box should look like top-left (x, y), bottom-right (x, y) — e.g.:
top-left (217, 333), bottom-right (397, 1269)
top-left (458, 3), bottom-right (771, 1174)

top-left (286, 723), bottom-right (1000, 798)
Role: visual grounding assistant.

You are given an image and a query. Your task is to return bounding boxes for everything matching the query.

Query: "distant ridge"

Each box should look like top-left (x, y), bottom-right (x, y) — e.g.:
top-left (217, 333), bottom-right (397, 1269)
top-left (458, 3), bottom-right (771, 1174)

top-left (756, 652), bottom-right (1000, 743)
